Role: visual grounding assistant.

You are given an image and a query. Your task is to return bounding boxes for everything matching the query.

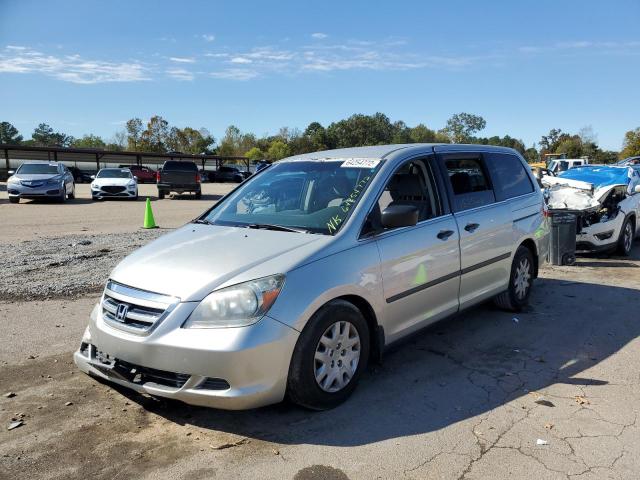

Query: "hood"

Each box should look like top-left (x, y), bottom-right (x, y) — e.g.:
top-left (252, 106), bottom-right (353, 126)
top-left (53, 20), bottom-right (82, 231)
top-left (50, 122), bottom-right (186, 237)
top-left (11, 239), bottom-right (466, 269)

top-left (93, 177), bottom-right (135, 186)
top-left (13, 173), bottom-right (61, 182)
top-left (542, 170), bottom-right (632, 210)
top-left (109, 224), bottom-right (333, 301)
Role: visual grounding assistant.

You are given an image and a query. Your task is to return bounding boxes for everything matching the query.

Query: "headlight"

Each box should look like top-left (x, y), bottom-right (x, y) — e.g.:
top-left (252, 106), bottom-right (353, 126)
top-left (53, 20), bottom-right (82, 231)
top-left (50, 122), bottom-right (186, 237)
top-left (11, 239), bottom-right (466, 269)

top-left (46, 177), bottom-right (61, 185)
top-left (91, 183), bottom-right (101, 190)
top-left (127, 181), bottom-right (136, 189)
top-left (7, 176), bottom-right (19, 184)
top-left (184, 274), bottom-right (285, 328)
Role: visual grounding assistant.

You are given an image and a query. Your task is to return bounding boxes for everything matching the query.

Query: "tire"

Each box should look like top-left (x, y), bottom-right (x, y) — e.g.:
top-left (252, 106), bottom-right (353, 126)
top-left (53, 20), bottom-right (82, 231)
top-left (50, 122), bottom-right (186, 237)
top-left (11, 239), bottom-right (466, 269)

top-left (195, 190), bottom-right (202, 199)
top-left (59, 185), bottom-right (67, 203)
top-left (68, 183), bottom-right (75, 199)
top-left (133, 192), bottom-right (139, 201)
top-left (494, 246), bottom-right (534, 312)
top-left (158, 190), bottom-right (165, 199)
top-left (616, 217), bottom-right (634, 256)
top-left (9, 196), bottom-right (19, 204)
top-left (287, 300), bottom-right (370, 410)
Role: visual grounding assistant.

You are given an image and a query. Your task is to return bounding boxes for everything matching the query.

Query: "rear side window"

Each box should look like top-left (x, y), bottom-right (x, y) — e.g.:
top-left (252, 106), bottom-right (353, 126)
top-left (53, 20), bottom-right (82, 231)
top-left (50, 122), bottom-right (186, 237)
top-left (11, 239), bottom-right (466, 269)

top-left (486, 153), bottom-right (534, 201)
top-left (443, 157), bottom-right (495, 212)
top-left (163, 161), bottom-right (197, 171)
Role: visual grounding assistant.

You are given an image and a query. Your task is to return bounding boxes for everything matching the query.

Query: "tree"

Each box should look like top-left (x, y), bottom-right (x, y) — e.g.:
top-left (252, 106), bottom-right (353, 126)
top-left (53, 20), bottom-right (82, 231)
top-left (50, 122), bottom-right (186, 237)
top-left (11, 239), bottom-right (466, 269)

top-left (524, 146), bottom-right (539, 164)
top-left (0, 121), bottom-right (23, 144)
top-left (125, 118), bottom-right (144, 150)
top-left (409, 124), bottom-right (437, 143)
top-left (245, 147), bottom-right (265, 162)
top-left (217, 125), bottom-right (255, 156)
top-left (441, 113), bottom-right (486, 143)
top-left (31, 123), bottom-right (73, 147)
top-left (72, 134), bottom-right (106, 149)
top-left (326, 112), bottom-right (395, 148)
top-left (112, 130), bottom-right (127, 149)
top-left (539, 128), bottom-right (563, 153)
top-left (141, 115), bottom-right (170, 152)
top-left (620, 128), bottom-right (640, 159)
top-left (304, 122), bottom-right (328, 151)
top-left (267, 140), bottom-right (291, 160)
top-left (555, 137), bottom-right (583, 158)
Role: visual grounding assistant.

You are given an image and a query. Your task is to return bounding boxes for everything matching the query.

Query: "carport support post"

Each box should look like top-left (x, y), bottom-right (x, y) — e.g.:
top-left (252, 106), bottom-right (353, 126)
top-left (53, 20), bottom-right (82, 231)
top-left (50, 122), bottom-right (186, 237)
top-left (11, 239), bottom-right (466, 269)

top-left (137, 154), bottom-right (141, 167)
top-left (4, 149), bottom-right (9, 172)
top-left (95, 153), bottom-right (100, 171)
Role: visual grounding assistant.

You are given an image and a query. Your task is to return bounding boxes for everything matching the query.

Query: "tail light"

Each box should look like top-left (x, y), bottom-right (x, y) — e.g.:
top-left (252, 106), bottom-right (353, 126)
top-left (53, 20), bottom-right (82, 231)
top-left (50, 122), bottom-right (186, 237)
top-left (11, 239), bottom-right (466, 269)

top-left (156, 170), bottom-right (161, 182)
top-left (196, 173), bottom-right (201, 183)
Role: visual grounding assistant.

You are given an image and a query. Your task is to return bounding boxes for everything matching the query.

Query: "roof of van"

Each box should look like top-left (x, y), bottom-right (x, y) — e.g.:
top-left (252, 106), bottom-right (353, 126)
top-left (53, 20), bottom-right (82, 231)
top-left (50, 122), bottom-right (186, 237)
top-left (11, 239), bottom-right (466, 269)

top-left (284, 143), bottom-right (519, 161)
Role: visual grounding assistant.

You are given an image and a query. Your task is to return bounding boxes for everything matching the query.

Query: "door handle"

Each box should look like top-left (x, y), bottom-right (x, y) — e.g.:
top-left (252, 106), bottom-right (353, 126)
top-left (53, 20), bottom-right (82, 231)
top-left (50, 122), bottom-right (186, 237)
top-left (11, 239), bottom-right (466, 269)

top-left (437, 229), bottom-right (454, 240)
top-left (464, 223), bottom-right (480, 233)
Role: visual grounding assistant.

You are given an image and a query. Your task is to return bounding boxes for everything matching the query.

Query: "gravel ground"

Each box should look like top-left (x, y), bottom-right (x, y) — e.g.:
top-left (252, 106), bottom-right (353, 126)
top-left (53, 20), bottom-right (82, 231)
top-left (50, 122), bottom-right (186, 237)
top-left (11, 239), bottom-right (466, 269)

top-left (0, 230), bottom-right (166, 300)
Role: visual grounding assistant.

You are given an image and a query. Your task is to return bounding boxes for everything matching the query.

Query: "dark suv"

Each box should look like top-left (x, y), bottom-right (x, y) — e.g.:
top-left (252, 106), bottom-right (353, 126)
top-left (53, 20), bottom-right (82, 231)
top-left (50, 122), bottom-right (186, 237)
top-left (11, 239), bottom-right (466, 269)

top-left (213, 165), bottom-right (244, 183)
top-left (156, 161), bottom-right (201, 199)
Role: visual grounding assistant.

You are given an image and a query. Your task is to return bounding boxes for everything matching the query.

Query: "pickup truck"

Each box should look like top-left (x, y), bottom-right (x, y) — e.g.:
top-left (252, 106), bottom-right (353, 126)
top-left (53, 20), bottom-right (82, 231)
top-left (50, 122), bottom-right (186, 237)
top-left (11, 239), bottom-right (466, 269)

top-left (156, 160), bottom-right (201, 199)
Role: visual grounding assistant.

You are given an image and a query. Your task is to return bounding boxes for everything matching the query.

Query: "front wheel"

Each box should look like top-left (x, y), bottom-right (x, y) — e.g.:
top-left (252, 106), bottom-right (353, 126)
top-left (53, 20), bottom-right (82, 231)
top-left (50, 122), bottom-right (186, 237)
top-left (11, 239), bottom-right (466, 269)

top-left (59, 185), bottom-right (67, 203)
top-left (494, 246), bottom-right (534, 312)
top-left (287, 300), bottom-right (369, 410)
top-left (9, 196), bottom-right (19, 204)
top-left (617, 218), bottom-right (634, 256)
top-left (68, 183), bottom-right (75, 199)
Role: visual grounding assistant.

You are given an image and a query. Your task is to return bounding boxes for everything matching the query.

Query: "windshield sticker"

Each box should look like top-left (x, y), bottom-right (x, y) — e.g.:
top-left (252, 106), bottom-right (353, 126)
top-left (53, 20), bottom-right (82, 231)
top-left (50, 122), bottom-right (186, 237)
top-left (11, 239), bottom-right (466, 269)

top-left (341, 158), bottom-right (381, 169)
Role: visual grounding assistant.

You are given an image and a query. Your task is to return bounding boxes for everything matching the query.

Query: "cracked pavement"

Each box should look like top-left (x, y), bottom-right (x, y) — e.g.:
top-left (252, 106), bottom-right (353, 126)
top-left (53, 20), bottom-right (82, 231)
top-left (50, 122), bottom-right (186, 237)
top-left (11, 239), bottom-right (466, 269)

top-left (1, 185), bottom-right (639, 479)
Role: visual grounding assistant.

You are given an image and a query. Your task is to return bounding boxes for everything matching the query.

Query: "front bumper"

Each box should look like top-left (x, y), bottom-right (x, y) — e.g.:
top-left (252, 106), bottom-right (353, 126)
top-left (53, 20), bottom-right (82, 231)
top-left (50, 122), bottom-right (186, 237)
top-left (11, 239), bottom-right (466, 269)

top-left (74, 302), bottom-right (299, 410)
top-left (92, 188), bottom-right (137, 199)
top-left (7, 182), bottom-right (61, 198)
top-left (576, 212), bottom-right (623, 252)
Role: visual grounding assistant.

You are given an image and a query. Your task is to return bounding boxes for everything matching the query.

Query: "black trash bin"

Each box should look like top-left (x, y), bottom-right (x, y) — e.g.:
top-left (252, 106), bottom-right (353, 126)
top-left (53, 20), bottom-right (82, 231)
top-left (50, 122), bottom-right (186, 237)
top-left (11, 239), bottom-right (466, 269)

top-left (549, 211), bottom-right (577, 266)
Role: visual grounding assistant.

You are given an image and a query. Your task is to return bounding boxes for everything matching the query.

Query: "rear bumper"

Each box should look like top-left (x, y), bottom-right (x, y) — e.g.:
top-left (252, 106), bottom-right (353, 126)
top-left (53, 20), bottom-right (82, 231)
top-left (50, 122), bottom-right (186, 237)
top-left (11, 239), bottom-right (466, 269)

top-left (74, 303), bottom-right (299, 410)
top-left (157, 183), bottom-right (200, 193)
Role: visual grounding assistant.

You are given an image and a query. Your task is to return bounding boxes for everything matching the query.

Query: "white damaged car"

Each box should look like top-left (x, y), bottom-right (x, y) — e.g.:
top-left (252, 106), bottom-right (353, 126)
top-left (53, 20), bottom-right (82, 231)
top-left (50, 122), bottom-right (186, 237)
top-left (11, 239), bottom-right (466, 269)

top-left (543, 165), bottom-right (640, 255)
top-left (91, 168), bottom-right (139, 201)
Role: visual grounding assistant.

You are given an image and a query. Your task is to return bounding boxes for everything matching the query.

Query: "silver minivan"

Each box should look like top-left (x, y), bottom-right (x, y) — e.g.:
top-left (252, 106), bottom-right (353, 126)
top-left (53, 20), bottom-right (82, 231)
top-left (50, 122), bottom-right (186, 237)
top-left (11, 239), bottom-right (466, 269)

top-left (74, 144), bottom-right (549, 410)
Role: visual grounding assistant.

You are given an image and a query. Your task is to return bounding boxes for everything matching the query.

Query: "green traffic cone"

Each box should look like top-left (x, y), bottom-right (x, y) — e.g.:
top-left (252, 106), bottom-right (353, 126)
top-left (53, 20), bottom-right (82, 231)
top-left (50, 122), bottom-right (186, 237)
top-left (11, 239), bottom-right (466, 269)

top-left (143, 198), bottom-right (158, 229)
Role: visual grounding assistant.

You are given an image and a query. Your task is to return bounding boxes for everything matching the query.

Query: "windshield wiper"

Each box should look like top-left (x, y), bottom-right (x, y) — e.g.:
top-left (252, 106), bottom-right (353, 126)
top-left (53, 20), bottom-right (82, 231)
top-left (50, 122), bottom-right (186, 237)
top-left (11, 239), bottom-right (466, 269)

top-left (245, 223), bottom-right (309, 234)
top-left (192, 218), bottom-right (213, 225)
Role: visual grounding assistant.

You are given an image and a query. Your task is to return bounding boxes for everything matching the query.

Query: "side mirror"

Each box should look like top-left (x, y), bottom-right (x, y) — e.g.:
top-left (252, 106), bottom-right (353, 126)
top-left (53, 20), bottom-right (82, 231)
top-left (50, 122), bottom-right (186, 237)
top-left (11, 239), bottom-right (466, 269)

top-left (634, 185), bottom-right (640, 194)
top-left (134, 176), bottom-right (139, 181)
top-left (90, 175), bottom-right (96, 180)
top-left (381, 205), bottom-right (419, 229)
top-left (7, 170), bottom-right (15, 176)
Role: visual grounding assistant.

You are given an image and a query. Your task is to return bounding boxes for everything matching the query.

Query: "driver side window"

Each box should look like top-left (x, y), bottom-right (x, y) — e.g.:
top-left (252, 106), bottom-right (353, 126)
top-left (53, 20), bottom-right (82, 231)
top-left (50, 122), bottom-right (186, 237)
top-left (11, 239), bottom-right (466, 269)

top-left (367, 158), bottom-right (440, 233)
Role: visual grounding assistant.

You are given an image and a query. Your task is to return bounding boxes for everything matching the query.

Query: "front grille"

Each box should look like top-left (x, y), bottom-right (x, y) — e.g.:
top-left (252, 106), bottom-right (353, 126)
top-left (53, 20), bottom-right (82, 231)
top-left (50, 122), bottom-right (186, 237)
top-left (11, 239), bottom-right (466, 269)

top-left (101, 280), bottom-right (178, 335)
top-left (101, 186), bottom-right (126, 193)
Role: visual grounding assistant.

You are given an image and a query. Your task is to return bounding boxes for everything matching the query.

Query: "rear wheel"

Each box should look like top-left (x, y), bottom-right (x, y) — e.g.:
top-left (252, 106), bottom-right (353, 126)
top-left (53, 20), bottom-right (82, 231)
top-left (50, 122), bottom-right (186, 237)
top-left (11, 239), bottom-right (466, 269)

top-left (9, 196), bottom-right (19, 204)
top-left (195, 190), bottom-right (202, 199)
top-left (158, 190), bottom-right (165, 199)
top-left (287, 300), bottom-right (369, 410)
top-left (617, 218), bottom-right (634, 256)
top-left (494, 246), bottom-right (534, 312)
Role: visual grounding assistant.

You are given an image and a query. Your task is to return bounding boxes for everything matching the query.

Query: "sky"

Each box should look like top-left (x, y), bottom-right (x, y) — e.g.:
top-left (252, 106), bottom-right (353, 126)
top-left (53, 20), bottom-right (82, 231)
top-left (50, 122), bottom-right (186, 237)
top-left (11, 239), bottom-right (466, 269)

top-left (1, 0), bottom-right (639, 151)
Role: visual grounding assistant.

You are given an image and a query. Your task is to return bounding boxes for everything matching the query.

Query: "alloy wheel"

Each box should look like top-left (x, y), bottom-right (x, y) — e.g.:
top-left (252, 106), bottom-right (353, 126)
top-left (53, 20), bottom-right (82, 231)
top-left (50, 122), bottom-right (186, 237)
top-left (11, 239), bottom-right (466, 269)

top-left (624, 222), bottom-right (633, 253)
top-left (314, 321), bottom-right (361, 393)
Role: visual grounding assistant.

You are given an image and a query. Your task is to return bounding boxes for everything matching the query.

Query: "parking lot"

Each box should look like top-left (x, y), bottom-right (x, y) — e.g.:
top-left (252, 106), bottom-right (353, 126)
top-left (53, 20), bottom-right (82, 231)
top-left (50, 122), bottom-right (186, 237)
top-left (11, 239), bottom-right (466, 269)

top-left (1, 181), bottom-right (640, 480)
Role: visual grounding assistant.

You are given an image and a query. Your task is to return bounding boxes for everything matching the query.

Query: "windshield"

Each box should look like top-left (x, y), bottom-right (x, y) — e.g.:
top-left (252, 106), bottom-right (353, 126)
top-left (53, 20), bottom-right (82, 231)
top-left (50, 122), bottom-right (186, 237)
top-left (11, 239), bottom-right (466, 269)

top-left (17, 164), bottom-right (58, 175)
top-left (204, 159), bottom-right (382, 235)
top-left (97, 169), bottom-right (132, 178)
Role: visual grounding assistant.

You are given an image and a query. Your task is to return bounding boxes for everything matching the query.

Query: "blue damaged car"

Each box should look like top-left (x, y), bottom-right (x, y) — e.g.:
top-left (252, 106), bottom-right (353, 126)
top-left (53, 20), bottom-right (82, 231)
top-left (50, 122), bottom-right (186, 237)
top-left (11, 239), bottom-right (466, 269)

top-left (7, 162), bottom-right (76, 204)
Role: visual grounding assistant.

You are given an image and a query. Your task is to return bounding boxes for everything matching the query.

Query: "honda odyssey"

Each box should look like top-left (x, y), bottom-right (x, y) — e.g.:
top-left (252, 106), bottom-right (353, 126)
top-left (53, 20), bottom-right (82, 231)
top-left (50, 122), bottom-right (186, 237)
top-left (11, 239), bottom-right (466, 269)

top-left (74, 144), bottom-right (549, 410)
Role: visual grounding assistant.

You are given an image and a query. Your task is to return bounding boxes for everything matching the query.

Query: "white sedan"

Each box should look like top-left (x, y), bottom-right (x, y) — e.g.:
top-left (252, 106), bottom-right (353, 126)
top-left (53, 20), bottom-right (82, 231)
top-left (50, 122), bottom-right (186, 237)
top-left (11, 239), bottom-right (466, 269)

top-left (91, 168), bottom-right (139, 201)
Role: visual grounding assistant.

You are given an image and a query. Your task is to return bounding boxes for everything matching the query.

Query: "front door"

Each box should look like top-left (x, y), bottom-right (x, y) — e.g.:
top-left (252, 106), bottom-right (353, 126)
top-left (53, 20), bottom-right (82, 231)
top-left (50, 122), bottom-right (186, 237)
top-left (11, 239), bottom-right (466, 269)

top-left (372, 155), bottom-right (461, 343)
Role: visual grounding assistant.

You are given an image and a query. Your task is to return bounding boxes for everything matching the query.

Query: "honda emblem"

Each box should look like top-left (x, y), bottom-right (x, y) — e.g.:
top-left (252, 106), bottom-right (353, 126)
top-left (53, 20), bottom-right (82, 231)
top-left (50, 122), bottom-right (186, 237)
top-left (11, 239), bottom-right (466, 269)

top-left (115, 303), bottom-right (129, 322)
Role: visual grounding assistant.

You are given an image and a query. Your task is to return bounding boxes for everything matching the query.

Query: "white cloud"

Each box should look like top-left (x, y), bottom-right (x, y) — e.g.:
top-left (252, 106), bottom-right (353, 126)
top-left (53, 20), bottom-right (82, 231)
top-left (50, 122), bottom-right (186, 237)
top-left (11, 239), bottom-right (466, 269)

top-left (311, 33), bottom-right (328, 39)
top-left (210, 68), bottom-right (259, 81)
top-left (230, 57), bottom-right (252, 64)
top-left (0, 46), bottom-right (149, 83)
top-left (201, 34), bottom-right (216, 42)
top-left (166, 68), bottom-right (194, 81)
top-left (169, 56), bottom-right (196, 63)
